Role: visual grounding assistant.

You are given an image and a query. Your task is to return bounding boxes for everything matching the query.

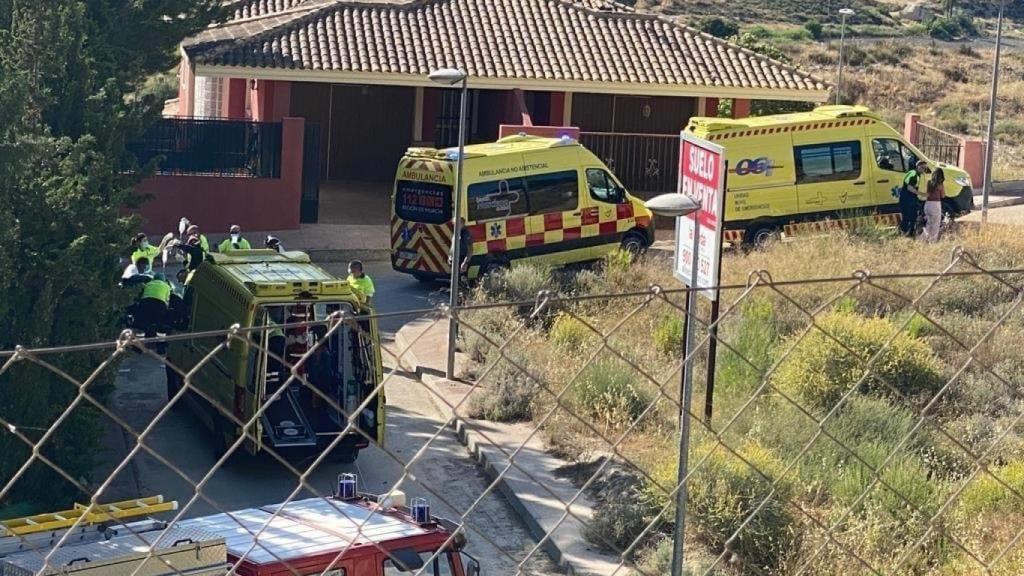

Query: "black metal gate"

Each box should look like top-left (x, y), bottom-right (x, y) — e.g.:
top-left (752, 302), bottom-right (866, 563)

top-left (301, 123), bottom-right (322, 224)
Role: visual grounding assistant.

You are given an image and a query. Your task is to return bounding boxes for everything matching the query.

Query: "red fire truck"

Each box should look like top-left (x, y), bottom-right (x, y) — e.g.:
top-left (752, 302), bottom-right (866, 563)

top-left (0, 493), bottom-right (480, 576)
top-left (177, 494), bottom-right (481, 576)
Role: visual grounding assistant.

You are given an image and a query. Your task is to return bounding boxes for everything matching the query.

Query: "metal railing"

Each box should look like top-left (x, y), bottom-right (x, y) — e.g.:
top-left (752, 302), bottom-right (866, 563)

top-left (579, 132), bottom-right (679, 195)
top-left (2, 248), bottom-right (1024, 575)
top-left (915, 122), bottom-right (963, 166)
top-left (128, 118), bottom-right (282, 178)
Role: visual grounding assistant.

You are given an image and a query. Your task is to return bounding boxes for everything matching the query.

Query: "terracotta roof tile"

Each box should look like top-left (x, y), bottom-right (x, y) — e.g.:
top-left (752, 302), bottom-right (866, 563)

top-left (191, 0), bottom-right (826, 94)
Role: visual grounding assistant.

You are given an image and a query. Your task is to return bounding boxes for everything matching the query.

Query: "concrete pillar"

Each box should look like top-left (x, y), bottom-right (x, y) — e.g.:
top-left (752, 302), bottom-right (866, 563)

top-left (280, 117), bottom-right (306, 228)
top-left (177, 54), bottom-right (195, 117)
top-left (509, 88), bottom-right (533, 126)
top-left (562, 92), bottom-right (573, 126)
top-left (413, 87), bottom-right (424, 142)
top-left (222, 78), bottom-right (248, 119)
top-left (732, 98), bottom-right (751, 119)
top-left (904, 112), bottom-right (921, 144)
top-left (271, 81), bottom-right (292, 121)
top-left (704, 97), bottom-right (720, 117)
top-left (960, 138), bottom-right (986, 188)
top-left (549, 92), bottom-right (565, 127)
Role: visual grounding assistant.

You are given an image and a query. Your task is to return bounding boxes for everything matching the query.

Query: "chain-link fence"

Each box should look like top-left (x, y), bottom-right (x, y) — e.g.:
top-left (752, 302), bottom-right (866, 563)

top-left (2, 247), bottom-right (1024, 576)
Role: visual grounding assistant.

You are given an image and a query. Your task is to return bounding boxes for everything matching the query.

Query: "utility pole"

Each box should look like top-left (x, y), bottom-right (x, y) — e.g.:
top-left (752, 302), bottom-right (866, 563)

top-left (981, 0), bottom-right (1005, 226)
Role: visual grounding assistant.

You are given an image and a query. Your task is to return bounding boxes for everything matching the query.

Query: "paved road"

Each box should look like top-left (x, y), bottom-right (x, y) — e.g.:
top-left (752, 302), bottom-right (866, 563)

top-left (92, 262), bottom-right (556, 574)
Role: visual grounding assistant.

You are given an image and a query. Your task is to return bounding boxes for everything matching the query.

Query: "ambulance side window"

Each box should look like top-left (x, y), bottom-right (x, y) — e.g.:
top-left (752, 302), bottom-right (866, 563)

top-left (525, 170), bottom-right (579, 215)
top-left (872, 138), bottom-right (911, 173)
top-left (467, 177), bottom-right (529, 221)
top-left (587, 168), bottom-right (624, 203)
top-left (794, 141), bottom-right (862, 184)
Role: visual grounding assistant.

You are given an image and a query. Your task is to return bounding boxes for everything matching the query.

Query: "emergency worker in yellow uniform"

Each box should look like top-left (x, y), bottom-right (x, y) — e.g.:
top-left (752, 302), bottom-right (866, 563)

top-left (218, 225), bottom-right (252, 252)
top-left (185, 224), bottom-right (210, 252)
top-left (136, 273), bottom-right (172, 337)
top-left (131, 233), bottom-right (159, 265)
top-left (346, 260), bottom-right (375, 306)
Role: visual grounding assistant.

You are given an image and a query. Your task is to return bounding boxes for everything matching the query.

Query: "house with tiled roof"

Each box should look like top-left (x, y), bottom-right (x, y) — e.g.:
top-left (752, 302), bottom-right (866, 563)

top-left (174, 0), bottom-right (827, 194)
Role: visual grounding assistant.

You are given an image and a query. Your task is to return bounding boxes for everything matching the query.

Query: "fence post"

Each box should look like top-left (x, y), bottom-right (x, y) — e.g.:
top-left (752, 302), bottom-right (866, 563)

top-left (904, 113), bottom-right (920, 144)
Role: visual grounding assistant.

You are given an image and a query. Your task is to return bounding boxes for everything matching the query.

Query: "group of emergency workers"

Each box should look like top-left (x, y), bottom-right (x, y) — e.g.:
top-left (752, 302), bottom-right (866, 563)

top-left (120, 219), bottom-right (377, 338)
top-left (898, 161), bottom-right (948, 242)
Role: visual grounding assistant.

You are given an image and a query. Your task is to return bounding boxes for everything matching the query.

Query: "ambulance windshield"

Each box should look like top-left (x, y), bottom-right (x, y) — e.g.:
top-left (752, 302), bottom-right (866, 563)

top-left (395, 180), bottom-right (452, 224)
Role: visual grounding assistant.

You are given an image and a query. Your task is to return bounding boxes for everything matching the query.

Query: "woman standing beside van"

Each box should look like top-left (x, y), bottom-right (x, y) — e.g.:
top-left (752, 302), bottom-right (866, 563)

top-left (923, 168), bottom-right (945, 242)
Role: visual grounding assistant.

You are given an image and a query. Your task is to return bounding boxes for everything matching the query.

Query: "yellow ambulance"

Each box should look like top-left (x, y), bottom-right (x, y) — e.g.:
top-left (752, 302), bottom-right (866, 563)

top-left (390, 134), bottom-right (655, 281)
top-left (165, 250), bottom-right (384, 464)
top-left (686, 105), bottom-right (974, 245)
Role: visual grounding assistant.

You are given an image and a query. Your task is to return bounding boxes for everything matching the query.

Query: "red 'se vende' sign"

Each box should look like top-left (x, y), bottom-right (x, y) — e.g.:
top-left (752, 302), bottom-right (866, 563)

top-left (675, 133), bottom-right (725, 300)
top-left (680, 139), bottom-right (722, 230)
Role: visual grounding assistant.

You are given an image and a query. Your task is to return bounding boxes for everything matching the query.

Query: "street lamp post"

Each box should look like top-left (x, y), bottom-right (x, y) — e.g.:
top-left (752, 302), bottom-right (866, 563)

top-left (429, 68), bottom-right (469, 380)
top-left (982, 0), bottom-right (1006, 226)
top-left (644, 193), bottom-right (702, 576)
top-left (836, 8), bottom-right (855, 105)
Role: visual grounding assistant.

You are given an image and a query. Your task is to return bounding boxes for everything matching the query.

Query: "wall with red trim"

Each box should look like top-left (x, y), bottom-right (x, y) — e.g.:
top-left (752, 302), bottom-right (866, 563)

top-left (132, 117), bottom-right (306, 234)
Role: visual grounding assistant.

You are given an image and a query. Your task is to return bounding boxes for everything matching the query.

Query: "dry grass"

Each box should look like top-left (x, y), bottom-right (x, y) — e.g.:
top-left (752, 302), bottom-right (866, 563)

top-left (462, 227), bottom-right (1024, 574)
top-left (786, 41), bottom-right (1024, 180)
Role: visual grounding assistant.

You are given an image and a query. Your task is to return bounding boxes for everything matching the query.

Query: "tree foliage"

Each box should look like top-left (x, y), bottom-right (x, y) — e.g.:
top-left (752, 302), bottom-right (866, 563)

top-left (0, 0), bottom-right (221, 512)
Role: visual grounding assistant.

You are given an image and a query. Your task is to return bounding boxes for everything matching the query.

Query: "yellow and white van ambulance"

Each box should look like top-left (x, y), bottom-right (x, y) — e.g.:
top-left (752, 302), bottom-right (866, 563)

top-left (390, 134), bottom-right (655, 280)
top-left (686, 105), bottom-right (974, 245)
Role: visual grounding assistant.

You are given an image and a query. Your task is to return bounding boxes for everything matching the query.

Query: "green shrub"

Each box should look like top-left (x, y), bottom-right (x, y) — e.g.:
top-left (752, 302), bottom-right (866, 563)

top-left (772, 311), bottom-right (944, 411)
top-left (696, 16), bottom-right (738, 39)
top-left (482, 261), bottom-right (552, 302)
top-left (468, 355), bottom-right (535, 422)
top-left (718, 297), bottom-right (777, 392)
top-left (743, 25), bottom-right (772, 40)
top-left (653, 315), bottom-right (683, 357)
top-left (603, 248), bottom-right (633, 276)
top-left (549, 313), bottom-right (590, 351)
top-left (956, 461), bottom-right (1024, 517)
top-left (803, 19), bottom-right (823, 40)
top-left (584, 485), bottom-right (661, 553)
top-left (572, 361), bottom-right (654, 429)
top-left (649, 440), bottom-right (797, 573)
top-left (928, 14), bottom-right (977, 40)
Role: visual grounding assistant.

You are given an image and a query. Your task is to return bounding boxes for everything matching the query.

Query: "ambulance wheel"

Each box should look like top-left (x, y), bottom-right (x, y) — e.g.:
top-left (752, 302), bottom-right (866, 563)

top-left (620, 233), bottom-right (646, 256)
top-left (165, 364), bottom-right (183, 407)
top-left (480, 259), bottom-right (509, 278)
top-left (745, 223), bottom-right (780, 249)
top-left (335, 447), bottom-right (358, 464)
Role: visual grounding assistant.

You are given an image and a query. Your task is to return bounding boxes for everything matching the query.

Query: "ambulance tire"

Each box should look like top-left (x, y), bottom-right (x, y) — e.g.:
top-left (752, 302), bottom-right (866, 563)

top-left (165, 364), bottom-right (183, 409)
top-left (745, 222), bottom-right (781, 249)
top-left (479, 259), bottom-right (509, 279)
top-left (334, 447), bottom-right (358, 464)
top-left (620, 233), bottom-right (647, 256)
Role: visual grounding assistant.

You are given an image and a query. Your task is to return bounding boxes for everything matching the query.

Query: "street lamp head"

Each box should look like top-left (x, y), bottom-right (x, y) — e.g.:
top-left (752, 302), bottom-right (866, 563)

top-left (645, 194), bottom-right (701, 218)
top-left (428, 68), bottom-right (467, 85)
top-left (838, 8), bottom-right (854, 16)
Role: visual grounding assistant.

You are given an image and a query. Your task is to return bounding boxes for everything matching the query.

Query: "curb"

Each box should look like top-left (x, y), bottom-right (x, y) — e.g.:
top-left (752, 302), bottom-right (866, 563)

top-left (394, 326), bottom-right (592, 576)
top-left (417, 368), bottom-right (582, 576)
top-left (985, 196), bottom-right (1024, 210)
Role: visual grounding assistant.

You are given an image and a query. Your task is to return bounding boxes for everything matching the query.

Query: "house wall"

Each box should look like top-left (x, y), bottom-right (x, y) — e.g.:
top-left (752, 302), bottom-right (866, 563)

top-left (570, 93), bottom-right (696, 133)
top-left (133, 117), bottom-right (306, 233)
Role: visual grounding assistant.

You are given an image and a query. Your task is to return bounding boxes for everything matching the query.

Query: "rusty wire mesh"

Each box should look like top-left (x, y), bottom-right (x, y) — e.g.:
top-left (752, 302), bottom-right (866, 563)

top-left (2, 247), bottom-right (1024, 576)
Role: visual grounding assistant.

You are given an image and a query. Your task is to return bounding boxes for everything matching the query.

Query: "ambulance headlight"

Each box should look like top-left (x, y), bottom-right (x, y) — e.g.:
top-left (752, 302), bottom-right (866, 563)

top-left (955, 175), bottom-right (971, 188)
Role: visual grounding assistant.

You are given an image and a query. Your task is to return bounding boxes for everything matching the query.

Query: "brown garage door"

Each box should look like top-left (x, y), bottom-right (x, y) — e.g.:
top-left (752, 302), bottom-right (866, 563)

top-left (327, 85), bottom-right (415, 181)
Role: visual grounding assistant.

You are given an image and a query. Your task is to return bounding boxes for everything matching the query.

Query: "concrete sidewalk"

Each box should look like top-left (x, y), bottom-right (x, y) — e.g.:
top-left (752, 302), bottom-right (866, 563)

top-left (394, 318), bottom-right (623, 576)
top-left (180, 223), bottom-right (391, 263)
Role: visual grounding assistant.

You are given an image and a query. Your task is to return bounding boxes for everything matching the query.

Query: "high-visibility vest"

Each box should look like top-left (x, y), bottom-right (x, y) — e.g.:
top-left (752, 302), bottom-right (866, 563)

top-left (218, 237), bottom-right (252, 252)
top-left (141, 279), bottom-right (171, 304)
top-left (132, 244), bottom-right (160, 265)
top-left (198, 234), bottom-right (210, 252)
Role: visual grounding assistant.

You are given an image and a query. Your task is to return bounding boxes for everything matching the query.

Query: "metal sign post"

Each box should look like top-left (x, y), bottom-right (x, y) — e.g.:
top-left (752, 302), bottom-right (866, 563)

top-left (670, 133), bottom-right (726, 576)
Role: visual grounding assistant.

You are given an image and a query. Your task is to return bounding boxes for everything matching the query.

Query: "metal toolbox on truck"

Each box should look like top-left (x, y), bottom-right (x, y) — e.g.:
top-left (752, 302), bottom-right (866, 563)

top-left (0, 526), bottom-right (227, 576)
